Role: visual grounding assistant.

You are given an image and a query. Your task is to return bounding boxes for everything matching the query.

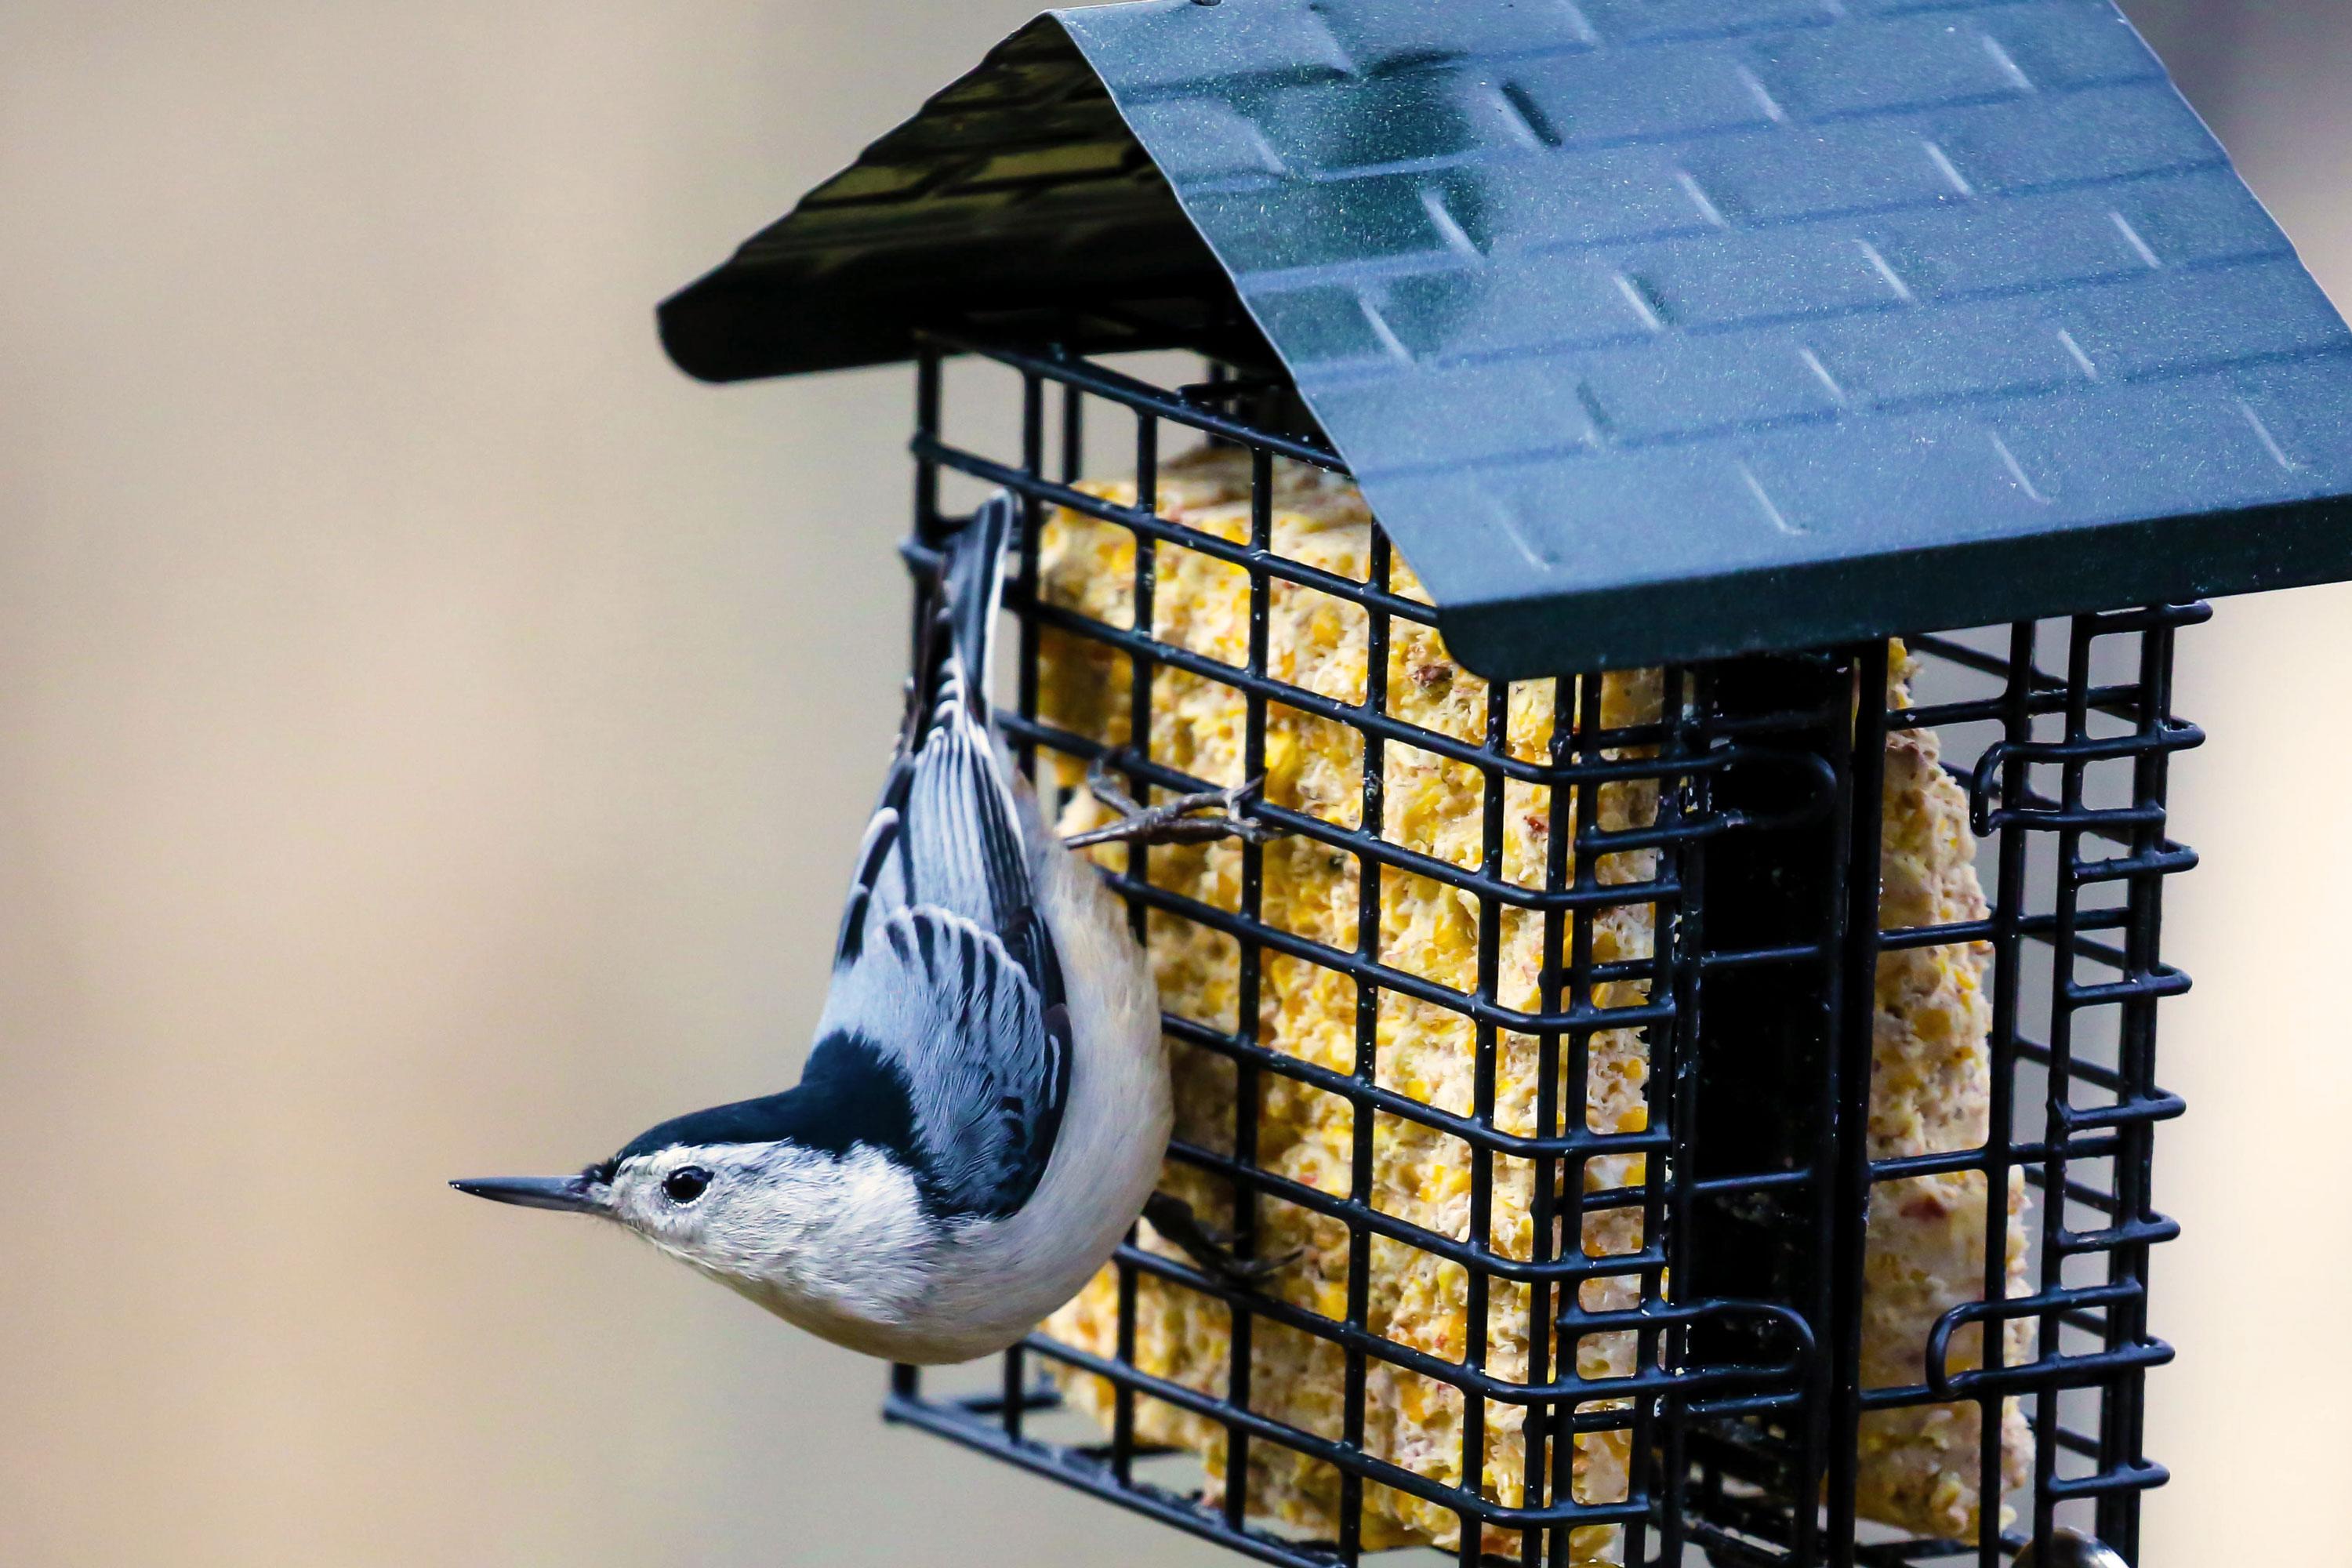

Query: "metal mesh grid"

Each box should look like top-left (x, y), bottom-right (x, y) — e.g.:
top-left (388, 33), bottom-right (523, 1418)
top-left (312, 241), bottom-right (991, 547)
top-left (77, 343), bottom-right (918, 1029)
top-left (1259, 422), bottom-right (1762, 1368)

top-left (883, 336), bottom-right (2198, 1568)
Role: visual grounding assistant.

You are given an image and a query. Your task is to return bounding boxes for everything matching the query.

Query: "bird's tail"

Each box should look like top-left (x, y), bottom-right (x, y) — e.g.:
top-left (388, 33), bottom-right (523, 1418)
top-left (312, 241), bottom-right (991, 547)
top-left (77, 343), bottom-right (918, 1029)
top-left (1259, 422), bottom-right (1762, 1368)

top-left (909, 492), bottom-right (1015, 740)
top-left (942, 492), bottom-right (1014, 700)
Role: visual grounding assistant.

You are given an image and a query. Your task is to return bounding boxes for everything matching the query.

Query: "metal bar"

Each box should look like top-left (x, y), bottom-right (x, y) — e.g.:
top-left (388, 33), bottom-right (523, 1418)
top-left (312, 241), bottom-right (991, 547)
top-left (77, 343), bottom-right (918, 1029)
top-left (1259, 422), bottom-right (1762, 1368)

top-left (1163, 1138), bottom-right (1668, 1290)
top-left (919, 330), bottom-right (1348, 473)
top-left (1906, 608), bottom-right (2205, 691)
top-left (1974, 619), bottom-right (2034, 1568)
top-left (1525, 673), bottom-right (1573, 1568)
top-left (1454, 675), bottom-right (1511, 1568)
top-left (1871, 1341), bottom-right (2174, 1405)
top-left (1110, 403), bottom-right (1160, 1489)
top-left (1152, 1011), bottom-right (1671, 1163)
top-left (1825, 642), bottom-right (1891, 1568)
top-left (2096, 610), bottom-right (2185, 1560)
top-left (1889, 684), bottom-right (2147, 731)
top-left (1338, 524), bottom-right (1389, 1568)
top-left (1607, 664), bottom-right (1662, 1568)
top-left (1108, 869), bottom-right (1679, 1038)
top-left (909, 348), bottom-right (944, 677)
top-left (913, 349), bottom-right (942, 539)
top-left (999, 609), bottom-right (1827, 803)
top-left (885, 1390), bottom-right (1341, 1568)
top-left (998, 706), bottom-right (1710, 913)
top-left (1222, 442), bottom-right (1276, 1534)
top-left (929, 433), bottom-right (1436, 621)
top-left (1654, 664), bottom-right (1705, 1568)
top-left (2027, 618), bottom-right (2097, 1556)
top-left (1020, 1336), bottom-right (1657, 1530)
top-left (1089, 1242), bottom-right (1811, 1417)
top-left (1008, 367), bottom-right (1047, 785)
top-left (1876, 904), bottom-right (2162, 956)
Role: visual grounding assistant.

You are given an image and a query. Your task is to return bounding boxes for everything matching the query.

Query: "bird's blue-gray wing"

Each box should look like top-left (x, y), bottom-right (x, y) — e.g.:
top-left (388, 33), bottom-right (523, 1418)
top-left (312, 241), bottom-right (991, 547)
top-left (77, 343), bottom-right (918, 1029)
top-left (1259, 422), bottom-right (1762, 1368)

top-left (835, 677), bottom-right (1065, 999)
top-left (817, 494), bottom-right (1069, 1219)
top-left (836, 492), bottom-right (1025, 964)
top-left (816, 903), bottom-right (1069, 1221)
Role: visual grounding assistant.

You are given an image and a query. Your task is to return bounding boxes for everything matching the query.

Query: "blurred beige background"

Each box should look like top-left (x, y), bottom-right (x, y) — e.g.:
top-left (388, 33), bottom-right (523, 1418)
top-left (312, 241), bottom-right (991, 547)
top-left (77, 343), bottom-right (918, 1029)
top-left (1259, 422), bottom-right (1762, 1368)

top-left (0, 3), bottom-right (2344, 1565)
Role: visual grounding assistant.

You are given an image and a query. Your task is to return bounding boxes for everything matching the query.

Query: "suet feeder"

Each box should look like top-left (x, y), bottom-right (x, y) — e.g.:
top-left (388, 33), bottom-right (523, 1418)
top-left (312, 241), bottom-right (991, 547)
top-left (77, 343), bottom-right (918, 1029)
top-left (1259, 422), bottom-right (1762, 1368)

top-left (656, 2), bottom-right (2352, 1563)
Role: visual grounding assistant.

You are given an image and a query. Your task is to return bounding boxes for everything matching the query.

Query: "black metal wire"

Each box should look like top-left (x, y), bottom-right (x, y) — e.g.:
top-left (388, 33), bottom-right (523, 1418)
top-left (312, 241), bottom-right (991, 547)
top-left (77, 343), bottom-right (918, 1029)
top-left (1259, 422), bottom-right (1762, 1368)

top-left (882, 339), bottom-right (2194, 1568)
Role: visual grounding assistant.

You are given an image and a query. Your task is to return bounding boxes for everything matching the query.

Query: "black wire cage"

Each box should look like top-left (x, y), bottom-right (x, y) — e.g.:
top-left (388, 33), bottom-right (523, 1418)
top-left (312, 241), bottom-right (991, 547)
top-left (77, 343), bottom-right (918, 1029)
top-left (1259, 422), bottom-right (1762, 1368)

top-left (880, 336), bottom-right (2194, 1568)
top-left (651, 2), bottom-right (2352, 1563)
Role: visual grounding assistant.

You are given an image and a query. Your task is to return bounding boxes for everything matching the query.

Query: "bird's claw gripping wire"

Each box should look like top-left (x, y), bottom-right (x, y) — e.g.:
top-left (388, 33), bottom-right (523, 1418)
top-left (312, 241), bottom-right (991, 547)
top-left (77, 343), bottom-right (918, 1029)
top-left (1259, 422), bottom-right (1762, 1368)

top-left (1142, 1191), bottom-right (1304, 1287)
top-left (1064, 753), bottom-right (1285, 850)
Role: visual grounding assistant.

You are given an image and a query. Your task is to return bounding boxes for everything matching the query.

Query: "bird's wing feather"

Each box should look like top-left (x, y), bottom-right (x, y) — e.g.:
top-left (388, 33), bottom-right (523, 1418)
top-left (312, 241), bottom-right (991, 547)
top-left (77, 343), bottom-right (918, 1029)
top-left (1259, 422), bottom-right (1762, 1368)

top-left (837, 491), bottom-right (1028, 961)
top-left (820, 494), bottom-right (1070, 1220)
top-left (837, 684), bottom-right (1044, 968)
top-left (818, 904), bottom-right (1069, 1221)
top-left (898, 683), bottom-right (1029, 928)
top-left (833, 798), bottom-right (903, 966)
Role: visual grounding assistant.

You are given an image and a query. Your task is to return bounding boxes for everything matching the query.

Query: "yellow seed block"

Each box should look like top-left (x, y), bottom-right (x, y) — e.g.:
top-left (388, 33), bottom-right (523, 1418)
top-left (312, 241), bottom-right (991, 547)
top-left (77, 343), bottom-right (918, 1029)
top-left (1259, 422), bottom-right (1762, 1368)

top-left (1033, 445), bottom-right (2027, 1555)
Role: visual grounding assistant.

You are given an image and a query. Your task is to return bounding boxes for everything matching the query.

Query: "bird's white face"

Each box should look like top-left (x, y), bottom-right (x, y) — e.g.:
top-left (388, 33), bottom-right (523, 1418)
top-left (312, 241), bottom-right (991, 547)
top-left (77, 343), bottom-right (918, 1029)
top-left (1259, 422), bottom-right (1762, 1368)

top-left (601, 1140), bottom-right (943, 1346)
top-left (601, 1141), bottom-right (788, 1260)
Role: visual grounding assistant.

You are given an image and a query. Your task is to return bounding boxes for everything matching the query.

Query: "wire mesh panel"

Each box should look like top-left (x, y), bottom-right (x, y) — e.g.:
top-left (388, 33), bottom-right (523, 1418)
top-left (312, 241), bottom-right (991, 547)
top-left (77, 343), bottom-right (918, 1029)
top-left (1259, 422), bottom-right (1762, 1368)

top-left (1849, 608), bottom-right (2198, 1568)
top-left (881, 339), bottom-right (2194, 1568)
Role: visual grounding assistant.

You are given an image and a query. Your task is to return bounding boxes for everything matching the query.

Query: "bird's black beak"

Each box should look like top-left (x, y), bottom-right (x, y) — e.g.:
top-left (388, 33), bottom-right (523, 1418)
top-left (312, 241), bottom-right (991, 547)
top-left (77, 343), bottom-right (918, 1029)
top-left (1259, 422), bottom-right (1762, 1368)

top-left (449, 1173), bottom-right (607, 1214)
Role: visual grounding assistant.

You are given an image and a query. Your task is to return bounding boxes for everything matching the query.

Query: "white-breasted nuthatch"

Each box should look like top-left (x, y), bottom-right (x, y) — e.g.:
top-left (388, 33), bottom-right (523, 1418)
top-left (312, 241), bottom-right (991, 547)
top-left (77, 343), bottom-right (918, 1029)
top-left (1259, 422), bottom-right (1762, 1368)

top-left (456, 494), bottom-right (1276, 1363)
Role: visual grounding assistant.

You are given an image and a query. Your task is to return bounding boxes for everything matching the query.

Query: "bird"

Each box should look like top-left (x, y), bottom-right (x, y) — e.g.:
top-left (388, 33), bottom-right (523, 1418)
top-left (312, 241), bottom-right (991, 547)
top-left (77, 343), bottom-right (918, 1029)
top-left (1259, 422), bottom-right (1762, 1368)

top-left (454, 492), bottom-right (1278, 1364)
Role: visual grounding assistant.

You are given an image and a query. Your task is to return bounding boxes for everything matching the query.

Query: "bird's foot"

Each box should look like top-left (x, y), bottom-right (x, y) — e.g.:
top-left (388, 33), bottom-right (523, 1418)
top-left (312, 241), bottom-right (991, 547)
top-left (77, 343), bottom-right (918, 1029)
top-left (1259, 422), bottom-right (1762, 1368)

top-left (1142, 1192), bottom-right (1302, 1287)
top-left (1064, 754), bottom-right (1283, 850)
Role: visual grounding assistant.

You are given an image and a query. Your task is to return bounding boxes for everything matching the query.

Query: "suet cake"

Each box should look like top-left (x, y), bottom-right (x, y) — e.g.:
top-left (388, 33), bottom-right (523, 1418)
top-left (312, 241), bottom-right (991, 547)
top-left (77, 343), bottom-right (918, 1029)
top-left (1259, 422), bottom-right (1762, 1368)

top-left (1036, 445), bottom-right (2028, 1557)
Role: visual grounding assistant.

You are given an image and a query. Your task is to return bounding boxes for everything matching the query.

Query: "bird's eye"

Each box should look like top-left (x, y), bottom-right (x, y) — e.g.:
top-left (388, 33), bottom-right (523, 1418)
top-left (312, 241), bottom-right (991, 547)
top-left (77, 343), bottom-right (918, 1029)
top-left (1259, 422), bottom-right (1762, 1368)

top-left (662, 1167), bottom-right (711, 1205)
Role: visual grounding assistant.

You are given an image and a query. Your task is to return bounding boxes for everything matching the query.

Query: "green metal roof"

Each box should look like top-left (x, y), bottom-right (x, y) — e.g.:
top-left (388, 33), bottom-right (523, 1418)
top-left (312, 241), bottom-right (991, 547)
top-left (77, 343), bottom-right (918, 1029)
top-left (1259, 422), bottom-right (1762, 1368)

top-left (660, 0), bottom-right (2352, 677)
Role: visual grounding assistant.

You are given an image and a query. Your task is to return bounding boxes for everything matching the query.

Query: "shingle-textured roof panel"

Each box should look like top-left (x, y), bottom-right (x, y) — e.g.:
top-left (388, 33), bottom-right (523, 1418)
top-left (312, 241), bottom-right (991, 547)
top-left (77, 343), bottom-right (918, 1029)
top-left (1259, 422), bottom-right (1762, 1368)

top-left (660, 0), bottom-right (2352, 677)
top-left (1049, 0), bottom-right (2352, 675)
top-left (654, 21), bottom-right (1249, 380)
